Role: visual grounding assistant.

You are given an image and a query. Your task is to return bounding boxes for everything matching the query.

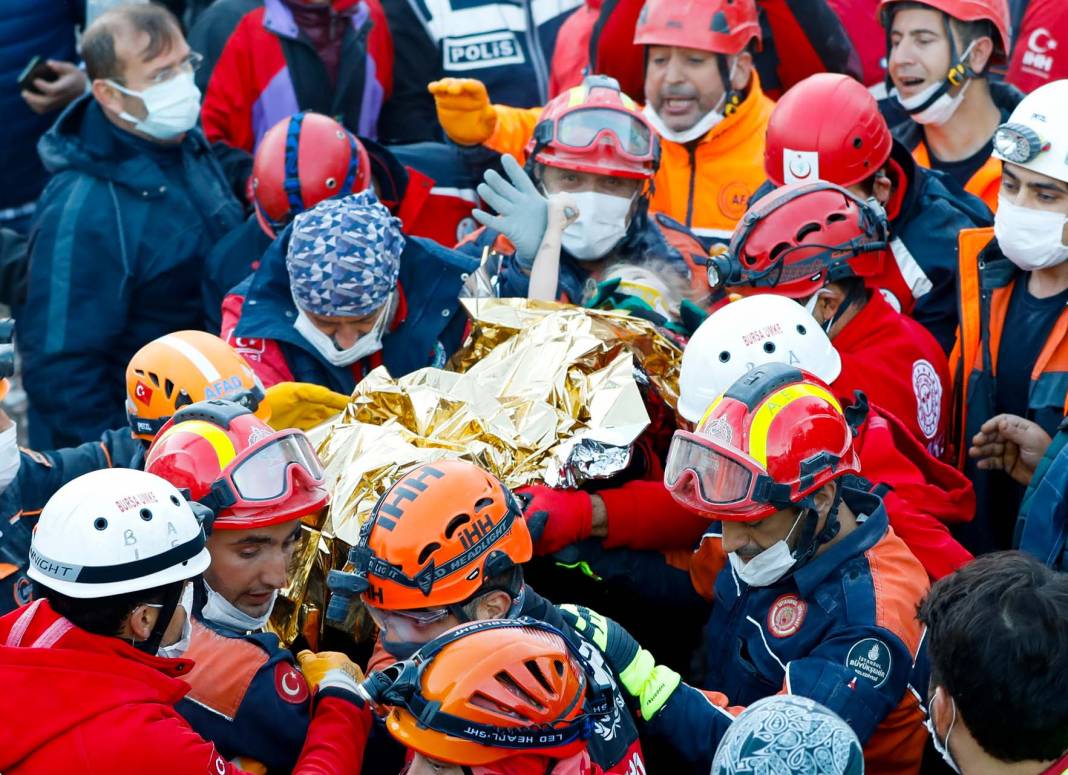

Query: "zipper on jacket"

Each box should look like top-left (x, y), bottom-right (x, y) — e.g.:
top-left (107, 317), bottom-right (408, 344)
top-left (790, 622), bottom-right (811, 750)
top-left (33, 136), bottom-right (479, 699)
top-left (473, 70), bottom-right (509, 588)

top-left (523, 0), bottom-right (550, 102)
top-left (685, 145), bottom-right (698, 227)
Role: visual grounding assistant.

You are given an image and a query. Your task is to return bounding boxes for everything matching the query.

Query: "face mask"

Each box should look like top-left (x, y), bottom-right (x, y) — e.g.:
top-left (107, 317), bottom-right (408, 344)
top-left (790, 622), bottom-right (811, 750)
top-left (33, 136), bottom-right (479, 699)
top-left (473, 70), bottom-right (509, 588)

top-left (892, 43), bottom-right (975, 126)
top-left (994, 197), bottom-right (1068, 271)
top-left (201, 579), bottom-right (277, 633)
top-left (108, 71), bottom-right (202, 140)
top-left (925, 691), bottom-right (961, 774)
top-left (560, 191), bottom-right (633, 260)
top-left (157, 584), bottom-right (194, 659)
top-left (643, 59), bottom-right (737, 144)
top-left (293, 296), bottom-right (390, 367)
top-left (728, 511), bottom-right (804, 587)
top-left (0, 424), bottom-right (20, 494)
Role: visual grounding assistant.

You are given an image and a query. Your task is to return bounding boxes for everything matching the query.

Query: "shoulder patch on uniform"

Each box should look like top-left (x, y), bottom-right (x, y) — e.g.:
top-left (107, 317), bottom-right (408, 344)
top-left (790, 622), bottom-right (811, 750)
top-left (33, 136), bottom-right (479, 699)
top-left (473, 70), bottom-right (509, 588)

top-left (912, 359), bottom-right (942, 440)
top-left (767, 594), bottom-right (807, 638)
top-left (230, 336), bottom-right (266, 356)
top-left (845, 638), bottom-right (892, 688)
top-left (19, 447), bottom-right (52, 467)
top-left (273, 661), bottom-right (310, 705)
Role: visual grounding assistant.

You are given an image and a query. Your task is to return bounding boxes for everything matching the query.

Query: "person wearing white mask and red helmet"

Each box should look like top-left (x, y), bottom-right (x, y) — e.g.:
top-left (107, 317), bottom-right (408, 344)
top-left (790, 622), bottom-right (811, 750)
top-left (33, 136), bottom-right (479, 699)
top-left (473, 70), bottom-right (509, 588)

top-left (950, 78), bottom-right (1068, 556)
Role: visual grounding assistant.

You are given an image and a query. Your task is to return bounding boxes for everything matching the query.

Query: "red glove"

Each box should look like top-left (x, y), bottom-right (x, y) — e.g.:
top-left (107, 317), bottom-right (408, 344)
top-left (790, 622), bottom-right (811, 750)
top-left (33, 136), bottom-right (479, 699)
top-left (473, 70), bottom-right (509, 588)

top-left (516, 485), bottom-right (593, 555)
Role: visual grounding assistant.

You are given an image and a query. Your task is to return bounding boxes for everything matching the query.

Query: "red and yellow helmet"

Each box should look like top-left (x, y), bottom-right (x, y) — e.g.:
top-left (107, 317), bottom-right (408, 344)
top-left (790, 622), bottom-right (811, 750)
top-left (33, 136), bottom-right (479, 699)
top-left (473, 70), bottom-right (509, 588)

top-left (378, 619), bottom-right (611, 767)
top-left (125, 330), bottom-right (268, 442)
top-left (144, 400), bottom-right (328, 529)
top-left (526, 74), bottom-right (659, 181)
top-left (665, 364), bottom-right (860, 521)
top-left (350, 461), bottom-right (532, 611)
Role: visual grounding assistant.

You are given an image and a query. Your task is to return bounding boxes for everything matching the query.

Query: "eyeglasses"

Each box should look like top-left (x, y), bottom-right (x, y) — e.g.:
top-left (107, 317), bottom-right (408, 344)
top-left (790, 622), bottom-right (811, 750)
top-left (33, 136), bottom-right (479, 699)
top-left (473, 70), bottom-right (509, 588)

top-left (365, 603), bottom-right (452, 630)
top-left (147, 51), bottom-right (204, 86)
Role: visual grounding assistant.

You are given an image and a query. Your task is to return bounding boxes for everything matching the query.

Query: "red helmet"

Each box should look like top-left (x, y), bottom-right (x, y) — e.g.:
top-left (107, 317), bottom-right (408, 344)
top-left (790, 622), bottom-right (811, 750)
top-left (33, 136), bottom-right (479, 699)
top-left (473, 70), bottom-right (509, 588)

top-left (707, 182), bottom-right (889, 298)
top-left (765, 74), bottom-right (893, 189)
top-left (145, 400), bottom-right (329, 530)
top-left (252, 112), bottom-right (372, 238)
top-left (634, 0), bottom-right (761, 55)
top-left (526, 74), bottom-right (659, 180)
top-left (664, 363), bottom-right (861, 521)
top-left (877, 0), bottom-right (1010, 60)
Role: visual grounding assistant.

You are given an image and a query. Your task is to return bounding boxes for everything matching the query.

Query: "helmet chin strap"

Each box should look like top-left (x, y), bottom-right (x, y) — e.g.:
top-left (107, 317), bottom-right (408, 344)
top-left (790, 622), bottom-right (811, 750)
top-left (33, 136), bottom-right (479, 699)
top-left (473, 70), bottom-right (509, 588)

top-left (134, 580), bottom-right (185, 655)
top-left (790, 486), bottom-right (844, 569)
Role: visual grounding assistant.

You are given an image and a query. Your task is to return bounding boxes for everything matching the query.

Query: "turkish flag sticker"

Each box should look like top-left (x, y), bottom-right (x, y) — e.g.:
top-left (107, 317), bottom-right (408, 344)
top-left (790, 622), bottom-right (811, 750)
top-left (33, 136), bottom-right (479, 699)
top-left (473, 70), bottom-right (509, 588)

top-left (133, 380), bottom-right (154, 405)
top-left (274, 661), bottom-right (310, 705)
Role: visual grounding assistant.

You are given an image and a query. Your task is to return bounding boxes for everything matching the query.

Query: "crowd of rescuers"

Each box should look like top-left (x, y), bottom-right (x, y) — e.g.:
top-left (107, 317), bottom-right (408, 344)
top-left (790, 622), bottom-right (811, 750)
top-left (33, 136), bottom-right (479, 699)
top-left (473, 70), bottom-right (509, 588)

top-left (2, 0), bottom-right (1068, 772)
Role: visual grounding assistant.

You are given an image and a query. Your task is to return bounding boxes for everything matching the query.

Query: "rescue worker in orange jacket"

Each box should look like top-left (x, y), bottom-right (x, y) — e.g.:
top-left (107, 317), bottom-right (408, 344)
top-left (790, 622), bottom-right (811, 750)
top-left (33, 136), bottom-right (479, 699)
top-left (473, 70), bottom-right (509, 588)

top-left (876, 0), bottom-right (1022, 211)
top-left (428, 0), bottom-right (775, 251)
top-left (950, 79), bottom-right (1068, 554)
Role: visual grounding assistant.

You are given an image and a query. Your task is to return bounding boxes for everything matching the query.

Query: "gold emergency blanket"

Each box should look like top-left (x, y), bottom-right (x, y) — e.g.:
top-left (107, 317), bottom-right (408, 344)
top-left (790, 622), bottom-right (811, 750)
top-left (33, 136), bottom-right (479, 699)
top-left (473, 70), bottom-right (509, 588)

top-left (270, 298), bottom-right (682, 645)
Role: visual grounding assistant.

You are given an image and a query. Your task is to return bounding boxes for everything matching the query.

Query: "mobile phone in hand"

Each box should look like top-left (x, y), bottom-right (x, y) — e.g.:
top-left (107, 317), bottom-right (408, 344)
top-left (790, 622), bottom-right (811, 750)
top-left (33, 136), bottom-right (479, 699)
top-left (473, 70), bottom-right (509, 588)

top-left (17, 56), bottom-right (59, 94)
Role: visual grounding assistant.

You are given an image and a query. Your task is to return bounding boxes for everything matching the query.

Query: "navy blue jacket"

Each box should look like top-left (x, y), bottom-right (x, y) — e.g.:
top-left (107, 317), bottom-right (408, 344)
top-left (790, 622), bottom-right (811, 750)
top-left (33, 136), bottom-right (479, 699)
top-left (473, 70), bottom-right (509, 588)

top-left (224, 225), bottom-right (479, 393)
top-left (0, 429), bottom-right (144, 615)
top-left (0, 0), bottom-right (80, 212)
top-left (15, 96), bottom-right (244, 448)
top-left (1016, 418), bottom-right (1068, 571)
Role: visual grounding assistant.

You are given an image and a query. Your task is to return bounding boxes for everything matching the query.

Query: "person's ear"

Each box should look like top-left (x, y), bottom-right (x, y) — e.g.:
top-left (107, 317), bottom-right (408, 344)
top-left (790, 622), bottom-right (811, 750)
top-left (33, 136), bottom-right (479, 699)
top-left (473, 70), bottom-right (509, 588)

top-left (730, 51), bottom-right (754, 91)
top-left (92, 79), bottom-right (126, 117)
top-left (811, 481), bottom-right (838, 522)
top-left (873, 171), bottom-right (893, 206)
top-left (127, 603), bottom-right (159, 642)
top-left (965, 35), bottom-right (994, 74)
top-left (814, 283), bottom-right (846, 322)
top-left (475, 590), bottom-right (513, 620)
top-left (931, 685), bottom-right (955, 737)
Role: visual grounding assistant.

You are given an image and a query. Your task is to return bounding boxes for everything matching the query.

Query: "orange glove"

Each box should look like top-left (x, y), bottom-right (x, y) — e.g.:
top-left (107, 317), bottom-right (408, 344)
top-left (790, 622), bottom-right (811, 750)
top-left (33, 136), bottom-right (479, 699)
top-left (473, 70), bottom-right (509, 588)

top-left (428, 78), bottom-right (499, 146)
top-left (0, 379), bottom-right (8, 402)
top-left (296, 650), bottom-right (365, 694)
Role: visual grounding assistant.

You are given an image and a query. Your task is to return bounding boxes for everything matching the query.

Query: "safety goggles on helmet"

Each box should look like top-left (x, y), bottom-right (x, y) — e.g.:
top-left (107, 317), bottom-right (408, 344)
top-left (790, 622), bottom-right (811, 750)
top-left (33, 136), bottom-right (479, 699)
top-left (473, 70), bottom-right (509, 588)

top-left (993, 122), bottom-right (1051, 165)
top-left (365, 603), bottom-right (452, 630)
top-left (198, 429), bottom-right (325, 514)
top-left (360, 618), bottom-right (614, 747)
top-left (542, 107), bottom-right (656, 165)
top-left (665, 429), bottom-right (796, 519)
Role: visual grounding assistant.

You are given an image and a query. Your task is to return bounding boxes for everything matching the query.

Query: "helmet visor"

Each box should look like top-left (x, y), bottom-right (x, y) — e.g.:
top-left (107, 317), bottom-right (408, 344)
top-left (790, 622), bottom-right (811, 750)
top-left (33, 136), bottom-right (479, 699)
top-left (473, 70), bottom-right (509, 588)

top-left (555, 107), bottom-right (654, 162)
top-left (229, 431), bottom-right (325, 502)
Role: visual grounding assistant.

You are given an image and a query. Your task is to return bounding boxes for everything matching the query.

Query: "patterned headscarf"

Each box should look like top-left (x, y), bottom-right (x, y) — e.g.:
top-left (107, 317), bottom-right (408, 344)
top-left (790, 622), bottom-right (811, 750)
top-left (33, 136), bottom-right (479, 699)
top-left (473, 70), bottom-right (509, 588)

top-left (286, 189), bottom-right (405, 316)
top-left (711, 695), bottom-right (864, 775)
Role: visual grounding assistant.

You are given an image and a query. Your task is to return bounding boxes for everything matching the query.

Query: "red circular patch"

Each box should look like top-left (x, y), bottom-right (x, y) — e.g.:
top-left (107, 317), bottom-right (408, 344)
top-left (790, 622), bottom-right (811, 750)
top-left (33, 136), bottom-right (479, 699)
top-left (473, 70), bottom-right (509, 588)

top-left (767, 594), bottom-right (808, 638)
top-left (274, 662), bottom-right (310, 704)
top-left (718, 181), bottom-right (751, 221)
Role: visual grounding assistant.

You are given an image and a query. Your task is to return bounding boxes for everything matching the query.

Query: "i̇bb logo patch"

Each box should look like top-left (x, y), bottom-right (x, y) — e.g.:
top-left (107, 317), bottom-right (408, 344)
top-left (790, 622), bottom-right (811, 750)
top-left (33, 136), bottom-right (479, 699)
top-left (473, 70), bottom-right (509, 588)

top-left (767, 594), bottom-right (807, 638)
top-left (274, 662), bottom-right (310, 704)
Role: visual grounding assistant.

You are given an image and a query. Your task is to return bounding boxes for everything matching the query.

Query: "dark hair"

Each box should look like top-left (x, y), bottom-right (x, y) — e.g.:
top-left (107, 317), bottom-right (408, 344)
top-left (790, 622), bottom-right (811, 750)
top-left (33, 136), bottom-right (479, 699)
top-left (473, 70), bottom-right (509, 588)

top-left (37, 580), bottom-right (182, 638)
top-left (82, 4), bottom-right (182, 83)
top-left (918, 552), bottom-right (1068, 763)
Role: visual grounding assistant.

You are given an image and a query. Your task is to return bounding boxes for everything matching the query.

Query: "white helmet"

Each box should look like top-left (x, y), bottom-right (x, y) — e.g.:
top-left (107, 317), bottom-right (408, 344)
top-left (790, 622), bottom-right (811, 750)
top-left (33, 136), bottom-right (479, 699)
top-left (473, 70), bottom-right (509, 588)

top-left (992, 79), bottom-right (1068, 184)
top-left (29, 468), bottom-right (211, 599)
top-left (677, 295), bottom-right (842, 423)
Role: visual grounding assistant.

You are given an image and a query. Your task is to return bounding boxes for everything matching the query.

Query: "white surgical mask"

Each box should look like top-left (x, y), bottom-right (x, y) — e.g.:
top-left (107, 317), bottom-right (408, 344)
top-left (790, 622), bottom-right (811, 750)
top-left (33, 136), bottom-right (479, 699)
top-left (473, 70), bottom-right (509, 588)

top-left (728, 511), bottom-right (803, 587)
top-left (293, 296), bottom-right (391, 367)
top-left (561, 191), bottom-right (633, 260)
top-left (0, 424), bottom-right (20, 494)
top-left (994, 197), bottom-right (1068, 271)
top-left (108, 71), bottom-right (201, 140)
top-left (925, 691), bottom-right (962, 774)
top-left (643, 59), bottom-right (737, 144)
top-left (201, 579), bottom-right (277, 633)
top-left (892, 43), bottom-right (975, 126)
top-left (157, 583), bottom-right (194, 659)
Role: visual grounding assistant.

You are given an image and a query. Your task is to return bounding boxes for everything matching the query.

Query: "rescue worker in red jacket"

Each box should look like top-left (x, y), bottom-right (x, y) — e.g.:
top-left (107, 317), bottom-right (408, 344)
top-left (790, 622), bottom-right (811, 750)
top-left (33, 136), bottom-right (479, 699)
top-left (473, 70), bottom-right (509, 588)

top-left (368, 619), bottom-right (614, 774)
top-left (325, 460), bottom-right (648, 775)
top-left (761, 72), bottom-right (993, 352)
top-left (876, 0), bottom-right (1022, 211)
top-left (564, 365), bottom-right (931, 774)
top-left (145, 399), bottom-right (342, 773)
top-left (950, 79), bottom-right (1068, 554)
top-left (0, 467), bottom-right (370, 774)
top-left (708, 181), bottom-right (953, 457)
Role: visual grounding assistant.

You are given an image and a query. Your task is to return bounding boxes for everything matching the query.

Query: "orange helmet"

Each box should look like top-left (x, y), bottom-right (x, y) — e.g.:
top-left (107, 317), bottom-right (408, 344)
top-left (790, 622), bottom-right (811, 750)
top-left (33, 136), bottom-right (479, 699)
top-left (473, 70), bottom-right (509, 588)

top-left (343, 461), bottom-right (532, 611)
top-left (126, 331), bottom-right (268, 442)
top-left (144, 400), bottom-right (328, 529)
top-left (370, 618), bottom-right (613, 766)
top-left (665, 363), bottom-right (861, 522)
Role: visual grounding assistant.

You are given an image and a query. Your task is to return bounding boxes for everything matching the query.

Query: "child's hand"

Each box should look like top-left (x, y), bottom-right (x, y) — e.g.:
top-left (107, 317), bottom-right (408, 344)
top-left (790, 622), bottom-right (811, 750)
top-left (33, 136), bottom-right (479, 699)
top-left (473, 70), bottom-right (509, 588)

top-left (546, 193), bottom-right (579, 234)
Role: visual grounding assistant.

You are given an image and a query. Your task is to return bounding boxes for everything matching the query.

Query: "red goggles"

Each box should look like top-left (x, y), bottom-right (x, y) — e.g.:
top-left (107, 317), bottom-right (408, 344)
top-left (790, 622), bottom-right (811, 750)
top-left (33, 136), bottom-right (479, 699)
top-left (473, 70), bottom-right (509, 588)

top-left (540, 107), bottom-right (656, 165)
top-left (664, 429), bottom-right (791, 520)
top-left (201, 430), bottom-right (326, 515)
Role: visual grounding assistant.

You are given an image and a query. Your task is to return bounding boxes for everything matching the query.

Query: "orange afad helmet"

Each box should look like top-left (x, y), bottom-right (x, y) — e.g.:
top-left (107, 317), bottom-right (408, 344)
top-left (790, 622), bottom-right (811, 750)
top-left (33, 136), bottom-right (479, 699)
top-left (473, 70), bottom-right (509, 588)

top-left (144, 400), bottom-right (328, 530)
top-left (369, 618), bottom-right (613, 766)
top-left (348, 461), bottom-right (532, 610)
top-left (126, 330), bottom-right (268, 442)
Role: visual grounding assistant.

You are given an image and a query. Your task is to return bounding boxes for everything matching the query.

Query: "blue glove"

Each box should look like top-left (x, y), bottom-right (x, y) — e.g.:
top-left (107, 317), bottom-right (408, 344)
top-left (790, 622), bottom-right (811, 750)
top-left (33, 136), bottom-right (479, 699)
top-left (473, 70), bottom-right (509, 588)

top-left (472, 154), bottom-right (548, 267)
